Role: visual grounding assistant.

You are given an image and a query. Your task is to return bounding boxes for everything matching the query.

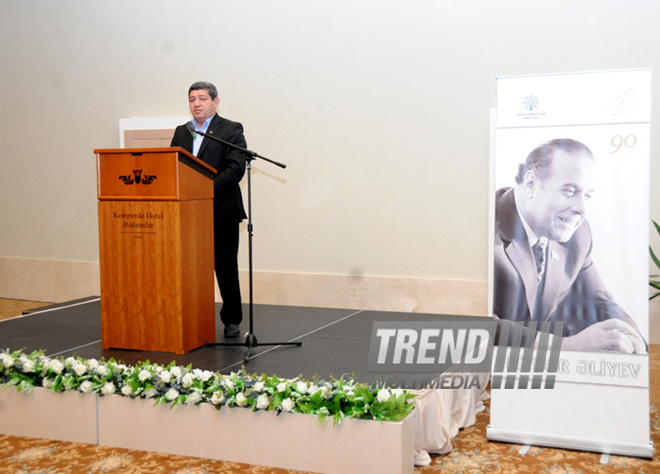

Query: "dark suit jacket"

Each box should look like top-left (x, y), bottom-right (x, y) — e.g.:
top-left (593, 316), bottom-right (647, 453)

top-left (171, 114), bottom-right (247, 224)
top-left (493, 187), bottom-right (642, 339)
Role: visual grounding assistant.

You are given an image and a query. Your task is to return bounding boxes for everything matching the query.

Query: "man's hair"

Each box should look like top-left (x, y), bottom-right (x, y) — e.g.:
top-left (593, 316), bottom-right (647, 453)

top-left (515, 138), bottom-right (594, 184)
top-left (188, 81), bottom-right (218, 100)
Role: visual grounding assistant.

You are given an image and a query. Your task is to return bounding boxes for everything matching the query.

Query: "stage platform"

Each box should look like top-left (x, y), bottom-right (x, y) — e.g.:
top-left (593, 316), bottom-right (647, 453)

top-left (0, 296), bottom-right (462, 386)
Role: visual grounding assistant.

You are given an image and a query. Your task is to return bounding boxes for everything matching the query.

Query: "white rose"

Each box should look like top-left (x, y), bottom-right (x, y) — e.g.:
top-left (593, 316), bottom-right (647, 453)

top-left (22, 360), bottom-right (35, 373)
top-left (138, 369), bottom-right (151, 382)
top-left (96, 365), bottom-right (109, 377)
top-left (170, 366), bottom-right (182, 378)
top-left (101, 382), bottom-right (116, 395)
top-left (308, 384), bottom-right (319, 395)
top-left (187, 391), bottom-right (202, 405)
top-left (321, 386), bottom-right (331, 398)
top-left (253, 381), bottom-right (265, 392)
top-left (392, 388), bottom-right (404, 398)
top-left (0, 353), bottom-right (14, 368)
top-left (182, 373), bottom-right (194, 389)
top-left (121, 385), bottom-right (133, 396)
top-left (87, 359), bottom-right (99, 369)
top-left (225, 380), bottom-right (235, 390)
top-left (165, 388), bottom-right (179, 401)
top-left (277, 382), bottom-right (287, 393)
top-left (159, 371), bottom-right (172, 384)
top-left (296, 381), bottom-right (307, 393)
top-left (79, 381), bottom-right (94, 393)
top-left (42, 378), bottom-right (54, 389)
top-left (49, 359), bottom-right (64, 374)
top-left (211, 390), bottom-right (225, 405)
top-left (198, 370), bottom-right (214, 382)
top-left (256, 394), bottom-right (270, 410)
top-left (236, 392), bottom-right (248, 406)
top-left (73, 361), bottom-right (87, 376)
top-left (281, 398), bottom-right (295, 412)
top-left (376, 389), bottom-right (391, 403)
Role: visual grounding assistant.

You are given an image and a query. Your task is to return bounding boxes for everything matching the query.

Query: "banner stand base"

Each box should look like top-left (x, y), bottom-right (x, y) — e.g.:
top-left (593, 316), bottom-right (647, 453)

top-left (487, 426), bottom-right (654, 459)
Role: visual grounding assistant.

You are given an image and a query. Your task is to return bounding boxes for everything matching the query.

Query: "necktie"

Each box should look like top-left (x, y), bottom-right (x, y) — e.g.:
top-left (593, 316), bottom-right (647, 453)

top-left (532, 238), bottom-right (547, 284)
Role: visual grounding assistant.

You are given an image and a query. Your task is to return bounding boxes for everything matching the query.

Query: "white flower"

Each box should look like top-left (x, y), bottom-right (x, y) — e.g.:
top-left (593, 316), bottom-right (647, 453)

top-left (236, 392), bottom-right (248, 406)
top-left (165, 388), bottom-right (179, 401)
top-left (49, 359), bottom-right (64, 374)
top-left (321, 386), bottom-right (331, 399)
top-left (392, 388), bottom-right (404, 398)
top-left (296, 381), bottom-right (307, 393)
top-left (79, 381), bottom-right (94, 393)
top-left (42, 378), bottom-right (54, 389)
top-left (182, 373), bottom-right (194, 389)
top-left (96, 365), bottom-right (109, 377)
top-left (194, 369), bottom-right (214, 382)
top-left (277, 382), bottom-right (287, 393)
top-left (281, 398), bottom-right (295, 412)
top-left (211, 390), bottom-right (225, 405)
top-left (72, 361), bottom-right (87, 376)
top-left (21, 359), bottom-right (35, 373)
top-left (87, 359), bottom-right (99, 369)
top-left (225, 379), bottom-right (235, 390)
top-left (253, 381), bottom-right (265, 392)
top-left (187, 391), bottom-right (202, 405)
top-left (121, 385), bottom-right (133, 396)
top-left (256, 394), bottom-right (270, 410)
top-left (101, 382), bottom-right (116, 395)
top-left (138, 369), bottom-right (151, 382)
top-left (377, 389), bottom-right (391, 403)
top-left (308, 384), bottom-right (319, 395)
top-left (159, 371), bottom-right (172, 384)
top-left (0, 353), bottom-right (14, 369)
top-left (170, 366), bottom-right (182, 378)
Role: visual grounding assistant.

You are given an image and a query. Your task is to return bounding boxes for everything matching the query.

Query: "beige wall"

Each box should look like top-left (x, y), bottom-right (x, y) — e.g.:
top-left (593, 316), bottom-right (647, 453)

top-left (1, 2), bottom-right (659, 332)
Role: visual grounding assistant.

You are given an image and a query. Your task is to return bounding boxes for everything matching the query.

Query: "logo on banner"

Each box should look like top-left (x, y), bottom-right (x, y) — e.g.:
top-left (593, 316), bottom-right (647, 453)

top-left (119, 169), bottom-right (157, 185)
top-left (367, 320), bottom-right (562, 389)
top-left (518, 94), bottom-right (546, 121)
top-left (522, 94), bottom-right (540, 111)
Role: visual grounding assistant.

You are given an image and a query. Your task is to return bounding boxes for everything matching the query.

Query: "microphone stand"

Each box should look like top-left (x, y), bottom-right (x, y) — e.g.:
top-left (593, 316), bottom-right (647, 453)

top-left (194, 127), bottom-right (301, 362)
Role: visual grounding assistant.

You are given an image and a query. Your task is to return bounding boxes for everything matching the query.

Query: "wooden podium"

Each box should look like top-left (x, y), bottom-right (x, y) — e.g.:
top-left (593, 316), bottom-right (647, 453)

top-left (95, 147), bottom-right (217, 354)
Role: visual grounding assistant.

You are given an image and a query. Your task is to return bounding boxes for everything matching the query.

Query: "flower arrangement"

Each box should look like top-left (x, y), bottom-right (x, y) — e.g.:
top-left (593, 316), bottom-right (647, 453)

top-left (0, 349), bottom-right (415, 424)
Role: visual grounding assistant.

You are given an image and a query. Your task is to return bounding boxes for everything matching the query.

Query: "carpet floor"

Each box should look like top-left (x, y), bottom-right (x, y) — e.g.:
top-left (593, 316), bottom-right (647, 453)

top-left (0, 298), bottom-right (657, 473)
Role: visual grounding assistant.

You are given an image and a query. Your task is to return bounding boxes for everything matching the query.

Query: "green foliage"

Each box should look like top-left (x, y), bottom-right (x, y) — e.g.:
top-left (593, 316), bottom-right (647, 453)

top-left (651, 219), bottom-right (660, 300)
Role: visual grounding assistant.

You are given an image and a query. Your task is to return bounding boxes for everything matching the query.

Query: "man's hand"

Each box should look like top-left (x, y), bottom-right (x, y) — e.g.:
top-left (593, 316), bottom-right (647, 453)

top-left (561, 319), bottom-right (647, 354)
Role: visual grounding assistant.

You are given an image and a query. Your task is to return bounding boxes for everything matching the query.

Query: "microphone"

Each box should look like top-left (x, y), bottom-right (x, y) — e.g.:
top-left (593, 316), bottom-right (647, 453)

top-left (185, 121), bottom-right (286, 169)
top-left (185, 122), bottom-right (197, 138)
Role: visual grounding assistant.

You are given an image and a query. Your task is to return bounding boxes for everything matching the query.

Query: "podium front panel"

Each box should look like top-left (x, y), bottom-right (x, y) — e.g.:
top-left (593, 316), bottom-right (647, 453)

top-left (98, 200), bottom-right (215, 354)
top-left (97, 151), bottom-right (179, 200)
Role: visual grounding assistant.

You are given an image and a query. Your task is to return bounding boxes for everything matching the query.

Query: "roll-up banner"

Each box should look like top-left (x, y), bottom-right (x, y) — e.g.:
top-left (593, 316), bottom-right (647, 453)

top-left (488, 68), bottom-right (653, 458)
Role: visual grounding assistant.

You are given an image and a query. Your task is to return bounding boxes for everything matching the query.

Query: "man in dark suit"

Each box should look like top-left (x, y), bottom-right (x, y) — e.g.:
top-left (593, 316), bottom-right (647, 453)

top-left (171, 81), bottom-right (247, 338)
top-left (494, 138), bottom-right (646, 353)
